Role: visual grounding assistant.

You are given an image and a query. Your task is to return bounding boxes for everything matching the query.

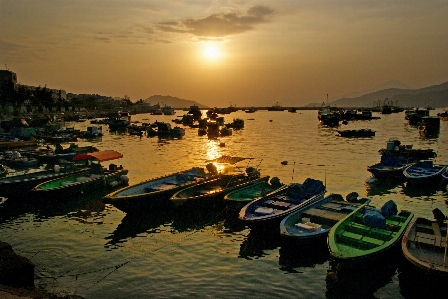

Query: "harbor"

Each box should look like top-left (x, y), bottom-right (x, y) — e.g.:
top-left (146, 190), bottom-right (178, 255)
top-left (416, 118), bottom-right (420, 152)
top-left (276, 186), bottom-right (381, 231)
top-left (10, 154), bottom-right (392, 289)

top-left (0, 109), bottom-right (447, 298)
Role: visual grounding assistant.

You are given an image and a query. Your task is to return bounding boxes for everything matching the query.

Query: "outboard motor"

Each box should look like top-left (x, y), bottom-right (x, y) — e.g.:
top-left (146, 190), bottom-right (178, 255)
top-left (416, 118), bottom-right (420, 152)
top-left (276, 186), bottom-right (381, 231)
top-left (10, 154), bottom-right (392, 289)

top-left (206, 163), bottom-right (218, 176)
top-left (432, 208), bottom-right (447, 225)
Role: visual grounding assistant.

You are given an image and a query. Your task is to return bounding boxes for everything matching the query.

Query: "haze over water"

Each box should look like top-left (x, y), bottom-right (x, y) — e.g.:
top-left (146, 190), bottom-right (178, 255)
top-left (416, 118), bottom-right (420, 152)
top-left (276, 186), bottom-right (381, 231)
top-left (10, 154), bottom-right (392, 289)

top-left (1, 109), bottom-right (447, 298)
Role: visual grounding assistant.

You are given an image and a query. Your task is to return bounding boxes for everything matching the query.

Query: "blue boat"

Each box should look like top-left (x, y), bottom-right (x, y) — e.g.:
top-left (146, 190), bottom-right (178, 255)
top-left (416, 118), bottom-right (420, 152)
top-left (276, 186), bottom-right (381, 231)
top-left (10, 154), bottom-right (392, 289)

top-left (280, 193), bottom-right (371, 243)
top-left (367, 154), bottom-right (413, 180)
top-left (403, 160), bottom-right (447, 185)
top-left (239, 178), bottom-right (326, 229)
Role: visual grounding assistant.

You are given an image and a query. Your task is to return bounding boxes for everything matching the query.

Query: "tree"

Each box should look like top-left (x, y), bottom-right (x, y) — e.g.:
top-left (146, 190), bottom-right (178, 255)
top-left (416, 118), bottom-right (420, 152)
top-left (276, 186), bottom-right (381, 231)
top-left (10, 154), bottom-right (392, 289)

top-left (11, 85), bottom-right (31, 116)
top-left (0, 81), bottom-right (31, 116)
top-left (32, 85), bottom-right (54, 112)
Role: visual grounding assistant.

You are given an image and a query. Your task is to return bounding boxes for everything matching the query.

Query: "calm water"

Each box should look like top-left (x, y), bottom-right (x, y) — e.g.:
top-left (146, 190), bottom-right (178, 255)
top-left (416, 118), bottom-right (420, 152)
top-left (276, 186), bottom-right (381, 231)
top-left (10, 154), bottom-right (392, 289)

top-left (1, 110), bottom-right (447, 299)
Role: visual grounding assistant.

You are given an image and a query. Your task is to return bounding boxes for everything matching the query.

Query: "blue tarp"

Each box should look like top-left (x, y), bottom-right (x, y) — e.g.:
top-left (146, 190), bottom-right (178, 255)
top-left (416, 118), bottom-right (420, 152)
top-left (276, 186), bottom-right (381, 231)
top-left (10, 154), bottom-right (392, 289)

top-left (364, 210), bottom-right (386, 229)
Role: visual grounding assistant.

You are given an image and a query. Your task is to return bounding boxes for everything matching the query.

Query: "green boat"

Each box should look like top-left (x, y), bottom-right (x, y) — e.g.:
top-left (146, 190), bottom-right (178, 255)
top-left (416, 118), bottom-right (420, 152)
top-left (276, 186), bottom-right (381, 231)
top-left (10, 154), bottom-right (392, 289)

top-left (328, 201), bottom-right (414, 262)
top-left (223, 176), bottom-right (286, 210)
top-left (30, 150), bottom-right (129, 198)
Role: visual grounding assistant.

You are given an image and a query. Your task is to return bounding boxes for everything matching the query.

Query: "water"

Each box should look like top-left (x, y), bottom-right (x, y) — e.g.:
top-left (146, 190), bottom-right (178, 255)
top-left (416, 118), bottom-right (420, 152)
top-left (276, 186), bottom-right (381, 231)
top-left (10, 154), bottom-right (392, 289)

top-left (1, 110), bottom-right (447, 299)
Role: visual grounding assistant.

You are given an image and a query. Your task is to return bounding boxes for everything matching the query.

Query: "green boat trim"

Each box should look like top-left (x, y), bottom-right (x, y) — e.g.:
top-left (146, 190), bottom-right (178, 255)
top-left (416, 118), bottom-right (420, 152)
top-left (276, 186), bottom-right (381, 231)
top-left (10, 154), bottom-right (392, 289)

top-left (223, 179), bottom-right (285, 203)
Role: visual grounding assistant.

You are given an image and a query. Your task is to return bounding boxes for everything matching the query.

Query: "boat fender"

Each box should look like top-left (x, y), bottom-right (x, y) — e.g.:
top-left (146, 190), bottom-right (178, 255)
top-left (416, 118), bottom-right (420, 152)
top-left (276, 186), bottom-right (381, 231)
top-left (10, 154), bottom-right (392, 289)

top-left (120, 175), bottom-right (129, 184)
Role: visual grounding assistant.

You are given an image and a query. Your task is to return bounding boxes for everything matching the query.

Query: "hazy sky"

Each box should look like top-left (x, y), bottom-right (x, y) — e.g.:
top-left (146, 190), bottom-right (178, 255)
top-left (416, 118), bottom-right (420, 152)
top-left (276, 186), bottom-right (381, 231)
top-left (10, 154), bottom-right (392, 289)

top-left (1, 0), bottom-right (448, 107)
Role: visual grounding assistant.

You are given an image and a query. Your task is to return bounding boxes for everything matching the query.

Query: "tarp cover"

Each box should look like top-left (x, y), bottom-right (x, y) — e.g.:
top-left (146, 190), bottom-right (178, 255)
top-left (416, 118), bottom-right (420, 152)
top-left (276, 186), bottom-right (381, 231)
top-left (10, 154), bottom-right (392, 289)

top-left (207, 155), bottom-right (252, 164)
top-left (73, 150), bottom-right (123, 162)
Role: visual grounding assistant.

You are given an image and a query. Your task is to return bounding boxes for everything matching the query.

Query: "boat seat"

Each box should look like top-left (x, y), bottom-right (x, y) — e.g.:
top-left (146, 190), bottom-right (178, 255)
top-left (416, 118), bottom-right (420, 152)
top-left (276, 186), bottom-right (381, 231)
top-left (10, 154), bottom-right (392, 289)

top-left (338, 231), bottom-right (377, 250)
top-left (345, 223), bottom-right (393, 241)
top-left (263, 200), bottom-right (293, 210)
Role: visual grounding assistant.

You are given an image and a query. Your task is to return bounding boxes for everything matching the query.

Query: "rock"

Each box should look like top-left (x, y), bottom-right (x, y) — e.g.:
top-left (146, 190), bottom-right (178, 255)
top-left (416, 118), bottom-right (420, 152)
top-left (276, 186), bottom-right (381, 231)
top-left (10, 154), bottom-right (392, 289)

top-left (0, 241), bottom-right (35, 288)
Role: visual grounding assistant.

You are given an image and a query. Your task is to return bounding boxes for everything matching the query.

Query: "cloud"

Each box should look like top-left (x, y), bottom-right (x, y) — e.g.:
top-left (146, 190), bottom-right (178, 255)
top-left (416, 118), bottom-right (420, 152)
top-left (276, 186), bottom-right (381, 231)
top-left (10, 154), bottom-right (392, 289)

top-left (157, 5), bottom-right (275, 38)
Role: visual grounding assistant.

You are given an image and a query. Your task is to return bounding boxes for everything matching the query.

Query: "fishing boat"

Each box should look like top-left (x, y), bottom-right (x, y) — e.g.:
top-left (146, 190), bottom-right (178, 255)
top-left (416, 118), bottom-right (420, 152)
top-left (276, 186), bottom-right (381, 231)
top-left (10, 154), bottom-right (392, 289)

top-left (336, 129), bottom-right (375, 138)
top-left (170, 172), bottom-right (268, 207)
top-left (401, 209), bottom-right (447, 278)
top-left (238, 178), bottom-right (326, 229)
top-left (280, 193), bottom-right (371, 243)
top-left (103, 166), bottom-right (216, 213)
top-left (223, 176), bottom-right (286, 211)
top-left (0, 164), bottom-right (90, 198)
top-left (367, 154), bottom-right (413, 180)
top-left (328, 201), bottom-right (414, 263)
top-left (30, 150), bottom-right (129, 198)
top-left (403, 160), bottom-right (447, 185)
top-left (378, 139), bottom-right (436, 160)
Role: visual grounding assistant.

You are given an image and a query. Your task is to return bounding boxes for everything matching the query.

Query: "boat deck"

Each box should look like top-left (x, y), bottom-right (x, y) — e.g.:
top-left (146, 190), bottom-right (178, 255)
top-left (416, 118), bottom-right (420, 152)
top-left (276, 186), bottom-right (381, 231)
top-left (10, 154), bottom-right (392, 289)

top-left (335, 213), bottom-right (408, 250)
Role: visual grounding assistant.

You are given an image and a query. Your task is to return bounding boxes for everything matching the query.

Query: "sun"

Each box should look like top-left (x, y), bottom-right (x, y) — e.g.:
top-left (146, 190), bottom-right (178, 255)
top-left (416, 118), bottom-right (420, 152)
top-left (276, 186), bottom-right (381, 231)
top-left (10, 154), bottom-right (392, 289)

top-left (203, 43), bottom-right (221, 60)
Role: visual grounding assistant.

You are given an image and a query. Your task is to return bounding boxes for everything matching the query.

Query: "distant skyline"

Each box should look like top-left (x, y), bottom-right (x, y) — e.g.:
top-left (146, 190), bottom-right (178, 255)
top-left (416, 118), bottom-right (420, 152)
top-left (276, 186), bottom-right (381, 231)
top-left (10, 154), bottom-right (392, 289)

top-left (1, 0), bottom-right (448, 107)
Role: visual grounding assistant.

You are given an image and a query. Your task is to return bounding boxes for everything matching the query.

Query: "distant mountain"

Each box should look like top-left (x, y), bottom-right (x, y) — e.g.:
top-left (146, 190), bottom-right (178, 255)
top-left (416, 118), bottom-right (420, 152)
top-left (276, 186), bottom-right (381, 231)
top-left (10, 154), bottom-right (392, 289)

top-left (144, 95), bottom-right (209, 109)
top-left (336, 80), bottom-right (413, 99)
top-left (308, 81), bottom-right (448, 108)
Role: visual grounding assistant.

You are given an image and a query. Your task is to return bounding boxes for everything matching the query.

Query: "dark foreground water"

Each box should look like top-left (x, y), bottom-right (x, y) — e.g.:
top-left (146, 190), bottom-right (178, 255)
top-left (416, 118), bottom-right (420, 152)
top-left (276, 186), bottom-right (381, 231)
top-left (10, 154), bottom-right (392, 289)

top-left (1, 109), bottom-right (447, 299)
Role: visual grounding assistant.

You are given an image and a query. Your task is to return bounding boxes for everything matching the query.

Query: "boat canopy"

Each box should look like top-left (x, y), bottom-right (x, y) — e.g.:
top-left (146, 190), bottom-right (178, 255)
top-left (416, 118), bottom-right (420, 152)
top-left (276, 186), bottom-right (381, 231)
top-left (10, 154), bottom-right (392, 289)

top-left (73, 150), bottom-right (123, 162)
top-left (207, 155), bottom-right (252, 164)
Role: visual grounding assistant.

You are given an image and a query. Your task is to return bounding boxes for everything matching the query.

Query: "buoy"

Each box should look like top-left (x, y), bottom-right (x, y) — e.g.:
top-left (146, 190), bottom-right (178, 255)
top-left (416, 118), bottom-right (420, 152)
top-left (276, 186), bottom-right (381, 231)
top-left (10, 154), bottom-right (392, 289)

top-left (281, 161), bottom-right (288, 165)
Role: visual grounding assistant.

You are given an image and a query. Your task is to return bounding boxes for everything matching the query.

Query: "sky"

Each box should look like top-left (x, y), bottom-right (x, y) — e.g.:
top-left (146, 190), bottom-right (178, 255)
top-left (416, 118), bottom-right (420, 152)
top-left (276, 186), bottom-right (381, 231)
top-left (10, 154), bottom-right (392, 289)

top-left (1, 0), bottom-right (448, 107)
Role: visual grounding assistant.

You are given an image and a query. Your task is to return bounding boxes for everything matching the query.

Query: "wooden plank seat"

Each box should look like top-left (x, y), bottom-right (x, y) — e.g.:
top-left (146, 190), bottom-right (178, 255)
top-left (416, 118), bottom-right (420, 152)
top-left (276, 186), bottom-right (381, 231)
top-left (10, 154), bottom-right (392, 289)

top-left (344, 223), bottom-right (393, 241)
top-left (338, 231), bottom-right (378, 250)
top-left (302, 208), bottom-right (346, 227)
top-left (262, 199), bottom-right (293, 210)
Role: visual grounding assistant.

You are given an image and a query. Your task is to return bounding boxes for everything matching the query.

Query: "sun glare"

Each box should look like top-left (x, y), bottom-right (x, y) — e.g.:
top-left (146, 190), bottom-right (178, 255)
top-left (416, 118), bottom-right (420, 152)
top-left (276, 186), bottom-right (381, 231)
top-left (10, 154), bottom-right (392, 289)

top-left (203, 44), bottom-right (221, 60)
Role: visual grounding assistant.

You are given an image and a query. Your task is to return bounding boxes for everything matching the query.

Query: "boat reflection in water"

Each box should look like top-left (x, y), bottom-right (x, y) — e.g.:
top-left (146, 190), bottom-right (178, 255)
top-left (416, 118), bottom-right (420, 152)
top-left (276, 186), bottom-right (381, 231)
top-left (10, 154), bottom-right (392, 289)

top-left (364, 176), bottom-right (405, 197)
top-left (325, 254), bottom-right (401, 299)
top-left (279, 241), bottom-right (329, 271)
top-left (239, 228), bottom-right (280, 259)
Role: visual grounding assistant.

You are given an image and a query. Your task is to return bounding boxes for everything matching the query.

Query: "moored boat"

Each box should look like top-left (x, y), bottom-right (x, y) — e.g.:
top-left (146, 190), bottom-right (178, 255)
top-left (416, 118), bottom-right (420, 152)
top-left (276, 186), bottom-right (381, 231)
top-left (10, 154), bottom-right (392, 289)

top-left (401, 210), bottom-right (447, 278)
top-left (0, 164), bottom-right (90, 198)
top-left (170, 172), bottom-right (268, 207)
top-left (336, 129), bottom-right (375, 137)
top-left (280, 193), bottom-right (371, 243)
top-left (30, 150), bottom-right (129, 198)
top-left (378, 139), bottom-right (436, 160)
top-left (224, 176), bottom-right (286, 211)
top-left (103, 166), bottom-right (216, 213)
top-left (238, 178), bottom-right (326, 230)
top-left (367, 154), bottom-right (413, 180)
top-left (328, 201), bottom-right (414, 263)
top-left (403, 160), bottom-right (447, 185)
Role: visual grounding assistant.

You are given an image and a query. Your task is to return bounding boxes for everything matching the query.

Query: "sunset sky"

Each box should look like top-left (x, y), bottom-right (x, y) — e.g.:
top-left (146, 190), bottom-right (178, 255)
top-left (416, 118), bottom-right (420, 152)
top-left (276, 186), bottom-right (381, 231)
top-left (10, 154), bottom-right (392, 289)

top-left (1, 0), bottom-right (448, 107)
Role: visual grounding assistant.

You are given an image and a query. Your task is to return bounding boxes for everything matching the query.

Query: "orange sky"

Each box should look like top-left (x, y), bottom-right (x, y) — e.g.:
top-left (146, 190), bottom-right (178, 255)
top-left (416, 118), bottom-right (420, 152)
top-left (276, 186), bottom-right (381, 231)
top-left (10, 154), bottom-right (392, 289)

top-left (1, 1), bottom-right (448, 107)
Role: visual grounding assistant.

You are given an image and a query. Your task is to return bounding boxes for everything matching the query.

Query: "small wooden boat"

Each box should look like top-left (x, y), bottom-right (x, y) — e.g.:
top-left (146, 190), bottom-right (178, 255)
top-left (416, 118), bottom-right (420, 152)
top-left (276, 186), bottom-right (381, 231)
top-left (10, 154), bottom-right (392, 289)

top-left (336, 129), bottom-right (375, 137)
top-left (238, 178), bottom-right (326, 229)
top-left (367, 154), bottom-right (413, 180)
top-left (328, 201), bottom-right (413, 262)
top-left (223, 177), bottom-right (286, 210)
top-left (280, 193), bottom-right (371, 242)
top-left (30, 150), bottom-right (129, 198)
top-left (0, 165), bottom-right (90, 198)
top-left (402, 211), bottom-right (447, 278)
top-left (103, 167), bottom-right (216, 213)
top-left (403, 160), bottom-right (447, 185)
top-left (170, 173), bottom-right (269, 207)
